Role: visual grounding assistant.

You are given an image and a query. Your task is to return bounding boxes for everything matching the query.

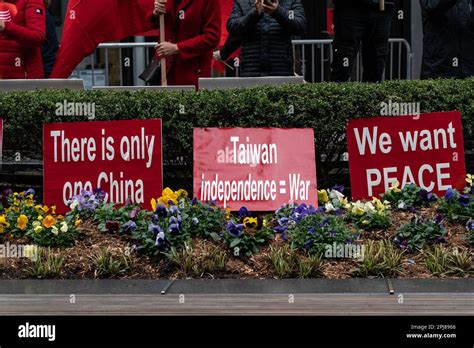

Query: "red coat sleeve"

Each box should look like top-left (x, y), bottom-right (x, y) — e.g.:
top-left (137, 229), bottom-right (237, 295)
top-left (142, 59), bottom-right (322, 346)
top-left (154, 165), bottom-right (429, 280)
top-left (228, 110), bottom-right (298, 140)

top-left (3, 0), bottom-right (46, 48)
top-left (177, 0), bottom-right (221, 60)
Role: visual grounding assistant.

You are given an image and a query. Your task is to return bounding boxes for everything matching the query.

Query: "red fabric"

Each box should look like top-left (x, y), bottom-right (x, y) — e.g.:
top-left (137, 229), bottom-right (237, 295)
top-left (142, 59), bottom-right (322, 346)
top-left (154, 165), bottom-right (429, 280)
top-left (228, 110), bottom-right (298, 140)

top-left (213, 0), bottom-right (234, 74)
top-left (50, 0), bottom-right (156, 79)
top-left (0, 0), bottom-right (46, 79)
top-left (150, 0), bottom-right (221, 87)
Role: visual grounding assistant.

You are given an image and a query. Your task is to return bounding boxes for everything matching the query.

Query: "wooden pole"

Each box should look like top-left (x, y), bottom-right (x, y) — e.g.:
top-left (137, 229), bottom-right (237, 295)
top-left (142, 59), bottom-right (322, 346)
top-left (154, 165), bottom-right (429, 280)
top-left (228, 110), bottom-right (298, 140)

top-left (159, 0), bottom-right (167, 86)
top-left (379, 0), bottom-right (385, 11)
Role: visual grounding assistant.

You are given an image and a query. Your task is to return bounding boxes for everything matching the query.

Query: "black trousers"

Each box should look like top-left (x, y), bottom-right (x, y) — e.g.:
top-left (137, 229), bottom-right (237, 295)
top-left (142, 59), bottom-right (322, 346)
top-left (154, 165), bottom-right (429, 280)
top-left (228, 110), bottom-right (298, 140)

top-left (330, 5), bottom-right (394, 82)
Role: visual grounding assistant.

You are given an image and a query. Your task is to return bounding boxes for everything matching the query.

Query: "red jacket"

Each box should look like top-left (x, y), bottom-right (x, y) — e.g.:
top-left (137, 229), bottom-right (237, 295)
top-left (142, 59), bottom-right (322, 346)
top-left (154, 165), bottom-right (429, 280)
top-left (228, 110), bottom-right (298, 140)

top-left (0, 0), bottom-right (46, 79)
top-left (149, 0), bottom-right (221, 87)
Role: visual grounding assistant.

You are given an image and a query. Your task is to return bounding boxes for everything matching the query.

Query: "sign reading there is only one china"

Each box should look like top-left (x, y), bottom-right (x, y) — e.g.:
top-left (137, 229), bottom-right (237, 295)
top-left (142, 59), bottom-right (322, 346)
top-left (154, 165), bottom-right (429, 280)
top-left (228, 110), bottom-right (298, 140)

top-left (346, 111), bottom-right (466, 200)
top-left (43, 119), bottom-right (163, 213)
top-left (194, 128), bottom-right (318, 211)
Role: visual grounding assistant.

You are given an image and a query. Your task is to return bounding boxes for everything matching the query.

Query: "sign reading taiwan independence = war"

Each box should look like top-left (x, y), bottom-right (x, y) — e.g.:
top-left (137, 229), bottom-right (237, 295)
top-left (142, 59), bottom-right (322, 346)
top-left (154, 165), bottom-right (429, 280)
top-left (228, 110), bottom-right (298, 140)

top-left (347, 111), bottom-right (466, 200)
top-left (43, 119), bottom-right (163, 213)
top-left (193, 128), bottom-right (318, 211)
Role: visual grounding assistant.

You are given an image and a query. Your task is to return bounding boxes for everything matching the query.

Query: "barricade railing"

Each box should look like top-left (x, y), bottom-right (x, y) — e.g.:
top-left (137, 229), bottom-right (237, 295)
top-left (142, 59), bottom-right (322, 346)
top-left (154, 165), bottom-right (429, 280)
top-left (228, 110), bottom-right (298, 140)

top-left (83, 39), bottom-right (412, 88)
top-left (292, 38), bottom-right (412, 82)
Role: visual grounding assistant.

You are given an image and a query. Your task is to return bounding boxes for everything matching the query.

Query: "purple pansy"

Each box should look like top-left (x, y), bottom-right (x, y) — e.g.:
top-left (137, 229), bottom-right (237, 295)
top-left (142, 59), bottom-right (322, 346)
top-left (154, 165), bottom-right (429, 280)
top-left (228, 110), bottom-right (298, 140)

top-left (122, 220), bottom-right (137, 234)
top-left (226, 221), bottom-right (243, 238)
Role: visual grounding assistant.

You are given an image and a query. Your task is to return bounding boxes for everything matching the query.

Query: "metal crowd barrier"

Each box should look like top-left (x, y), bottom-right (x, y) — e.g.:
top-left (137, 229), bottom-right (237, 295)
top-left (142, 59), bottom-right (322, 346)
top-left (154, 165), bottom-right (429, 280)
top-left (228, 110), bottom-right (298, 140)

top-left (0, 79), bottom-right (85, 91)
top-left (198, 76), bottom-right (305, 90)
top-left (292, 38), bottom-right (413, 82)
top-left (86, 39), bottom-right (412, 88)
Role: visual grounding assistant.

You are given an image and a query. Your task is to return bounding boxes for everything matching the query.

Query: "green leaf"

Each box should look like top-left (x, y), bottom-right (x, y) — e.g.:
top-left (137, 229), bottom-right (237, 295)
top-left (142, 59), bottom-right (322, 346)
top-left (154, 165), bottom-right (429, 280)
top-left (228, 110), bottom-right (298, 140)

top-left (230, 238), bottom-right (241, 248)
top-left (210, 232), bottom-right (221, 241)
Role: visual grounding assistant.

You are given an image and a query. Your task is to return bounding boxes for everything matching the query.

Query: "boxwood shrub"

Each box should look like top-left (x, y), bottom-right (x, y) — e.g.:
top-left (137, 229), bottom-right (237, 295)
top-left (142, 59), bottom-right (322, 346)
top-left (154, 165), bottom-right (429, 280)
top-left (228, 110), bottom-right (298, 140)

top-left (0, 78), bottom-right (473, 190)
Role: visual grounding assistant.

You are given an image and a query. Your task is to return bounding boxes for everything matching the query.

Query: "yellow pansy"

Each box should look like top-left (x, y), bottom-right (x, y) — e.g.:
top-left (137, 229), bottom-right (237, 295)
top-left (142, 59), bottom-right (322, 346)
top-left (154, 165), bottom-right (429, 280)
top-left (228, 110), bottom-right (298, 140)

top-left (176, 189), bottom-right (188, 199)
top-left (226, 208), bottom-right (231, 219)
top-left (243, 217), bottom-right (258, 229)
top-left (25, 198), bottom-right (34, 207)
top-left (42, 215), bottom-right (57, 229)
top-left (389, 181), bottom-right (401, 193)
top-left (75, 219), bottom-right (82, 227)
top-left (351, 201), bottom-right (365, 216)
top-left (372, 198), bottom-right (385, 212)
top-left (35, 205), bottom-right (49, 215)
top-left (17, 215), bottom-right (29, 231)
top-left (157, 188), bottom-right (178, 207)
top-left (33, 221), bottom-right (42, 233)
top-left (151, 198), bottom-right (157, 212)
top-left (318, 189), bottom-right (329, 204)
top-left (51, 205), bottom-right (57, 214)
top-left (0, 215), bottom-right (11, 233)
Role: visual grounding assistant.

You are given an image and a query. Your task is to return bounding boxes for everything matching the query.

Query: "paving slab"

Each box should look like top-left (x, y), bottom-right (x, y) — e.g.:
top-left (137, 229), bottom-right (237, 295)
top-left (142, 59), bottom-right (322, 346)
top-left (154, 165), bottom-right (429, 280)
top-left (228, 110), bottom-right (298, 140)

top-left (392, 279), bottom-right (474, 293)
top-left (0, 279), bottom-right (471, 295)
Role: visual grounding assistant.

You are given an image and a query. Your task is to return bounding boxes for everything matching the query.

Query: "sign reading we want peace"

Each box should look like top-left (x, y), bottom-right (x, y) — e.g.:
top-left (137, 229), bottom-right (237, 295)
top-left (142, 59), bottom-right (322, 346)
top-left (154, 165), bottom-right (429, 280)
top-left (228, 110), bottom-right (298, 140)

top-left (347, 111), bottom-right (466, 199)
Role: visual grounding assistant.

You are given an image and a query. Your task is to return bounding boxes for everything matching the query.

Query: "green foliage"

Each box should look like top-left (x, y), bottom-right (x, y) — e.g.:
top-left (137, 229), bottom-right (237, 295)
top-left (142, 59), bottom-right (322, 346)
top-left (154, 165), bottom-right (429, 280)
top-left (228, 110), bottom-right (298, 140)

top-left (195, 244), bottom-right (227, 276)
top-left (286, 214), bottom-right (356, 255)
top-left (91, 247), bottom-right (132, 278)
top-left (267, 244), bottom-right (324, 279)
top-left (166, 243), bottom-right (195, 276)
top-left (181, 201), bottom-right (227, 239)
top-left (346, 199), bottom-right (392, 231)
top-left (223, 223), bottom-right (273, 258)
top-left (27, 220), bottom-right (78, 248)
top-left (25, 248), bottom-right (65, 279)
top-left (394, 215), bottom-right (447, 252)
top-left (165, 242), bottom-right (227, 277)
top-left (2, 79), bottom-right (473, 188)
top-left (437, 189), bottom-right (473, 224)
top-left (297, 253), bottom-right (324, 278)
top-left (267, 244), bottom-right (298, 278)
top-left (354, 240), bottom-right (404, 278)
top-left (382, 184), bottom-right (437, 210)
top-left (424, 246), bottom-right (473, 277)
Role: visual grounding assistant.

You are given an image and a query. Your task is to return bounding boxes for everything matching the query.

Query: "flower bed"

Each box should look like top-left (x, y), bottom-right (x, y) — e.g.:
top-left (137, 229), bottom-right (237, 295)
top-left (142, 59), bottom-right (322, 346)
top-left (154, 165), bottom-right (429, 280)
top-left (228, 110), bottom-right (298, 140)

top-left (0, 177), bottom-right (472, 279)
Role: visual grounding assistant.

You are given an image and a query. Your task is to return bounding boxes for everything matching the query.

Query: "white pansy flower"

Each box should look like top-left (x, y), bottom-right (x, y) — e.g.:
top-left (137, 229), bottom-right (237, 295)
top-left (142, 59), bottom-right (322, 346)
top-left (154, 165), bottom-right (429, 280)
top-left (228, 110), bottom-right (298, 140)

top-left (325, 202), bottom-right (337, 212)
top-left (60, 221), bottom-right (68, 233)
top-left (51, 226), bottom-right (59, 236)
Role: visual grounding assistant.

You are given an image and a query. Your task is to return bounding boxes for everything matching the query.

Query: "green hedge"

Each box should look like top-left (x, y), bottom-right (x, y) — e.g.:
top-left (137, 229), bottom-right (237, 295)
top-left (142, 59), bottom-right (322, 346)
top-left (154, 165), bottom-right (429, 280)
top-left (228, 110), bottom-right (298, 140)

top-left (1, 79), bottom-right (473, 189)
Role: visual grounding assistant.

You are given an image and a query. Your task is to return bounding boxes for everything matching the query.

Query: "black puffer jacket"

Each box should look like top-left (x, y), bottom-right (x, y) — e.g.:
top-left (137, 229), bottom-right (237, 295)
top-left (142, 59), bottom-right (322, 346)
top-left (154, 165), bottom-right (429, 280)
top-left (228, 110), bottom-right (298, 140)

top-left (227, 0), bottom-right (306, 77)
top-left (420, 0), bottom-right (474, 79)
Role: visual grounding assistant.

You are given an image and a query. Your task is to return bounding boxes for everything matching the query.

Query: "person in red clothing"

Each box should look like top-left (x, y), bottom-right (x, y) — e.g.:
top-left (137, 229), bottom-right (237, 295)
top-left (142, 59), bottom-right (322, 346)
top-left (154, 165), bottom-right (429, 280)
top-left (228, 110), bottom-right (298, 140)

top-left (0, 0), bottom-right (46, 79)
top-left (150, 0), bottom-right (221, 87)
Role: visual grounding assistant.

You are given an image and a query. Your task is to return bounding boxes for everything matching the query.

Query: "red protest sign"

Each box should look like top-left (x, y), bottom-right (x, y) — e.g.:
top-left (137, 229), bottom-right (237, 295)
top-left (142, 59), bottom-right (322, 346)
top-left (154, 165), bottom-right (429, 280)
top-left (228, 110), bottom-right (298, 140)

top-left (0, 119), bottom-right (3, 166)
top-left (347, 111), bottom-right (466, 200)
top-left (43, 119), bottom-right (163, 213)
top-left (193, 128), bottom-right (318, 211)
